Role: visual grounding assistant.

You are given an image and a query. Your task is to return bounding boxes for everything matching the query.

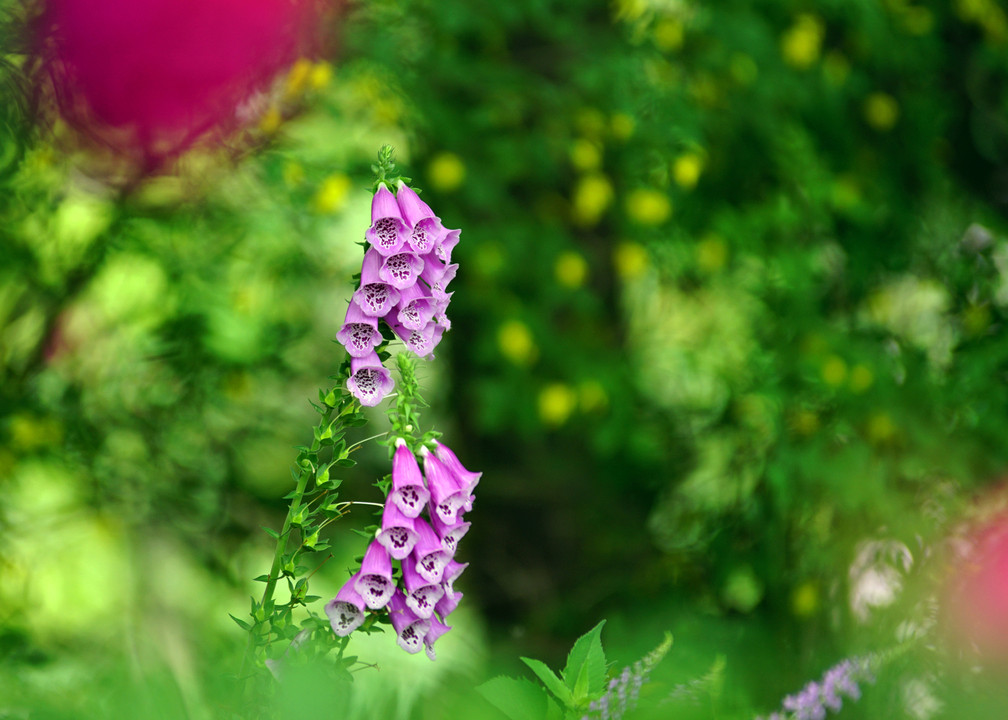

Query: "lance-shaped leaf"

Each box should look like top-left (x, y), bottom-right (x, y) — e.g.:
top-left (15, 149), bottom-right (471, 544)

top-left (521, 657), bottom-right (574, 708)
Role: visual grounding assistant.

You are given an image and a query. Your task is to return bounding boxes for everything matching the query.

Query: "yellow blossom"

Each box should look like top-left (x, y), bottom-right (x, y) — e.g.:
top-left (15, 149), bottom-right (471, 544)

top-left (579, 380), bottom-right (609, 412)
top-left (672, 152), bottom-right (704, 190)
top-left (867, 412), bottom-right (896, 443)
top-left (653, 18), bottom-right (684, 52)
top-left (572, 173), bottom-right (614, 226)
top-left (569, 138), bottom-right (602, 171)
top-left (791, 409), bottom-right (820, 436)
top-left (427, 152), bottom-right (466, 192)
top-left (781, 14), bottom-right (825, 69)
top-left (625, 188), bottom-right (671, 225)
top-left (821, 355), bottom-right (847, 386)
top-left (498, 320), bottom-right (537, 365)
top-left (695, 234), bottom-right (728, 273)
top-left (309, 62), bottom-right (334, 90)
top-left (610, 113), bottom-right (636, 141)
top-left (313, 174), bottom-right (351, 214)
top-left (285, 58), bottom-right (313, 98)
top-left (613, 241), bottom-right (649, 279)
top-left (849, 364), bottom-right (874, 393)
top-left (538, 383), bottom-right (578, 426)
top-left (864, 92), bottom-right (900, 131)
top-left (259, 106), bottom-right (283, 134)
top-left (791, 581), bottom-right (820, 617)
top-left (554, 251), bottom-right (589, 288)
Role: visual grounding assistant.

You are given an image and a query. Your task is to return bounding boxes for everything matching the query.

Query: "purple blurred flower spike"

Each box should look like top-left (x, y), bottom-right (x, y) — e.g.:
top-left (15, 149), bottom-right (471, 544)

top-left (421, 449), bottom-right (468, 525)
top-left (390, 439), bottom-right (430, 518)
top-left (376, 495), bottom-right (418, 560)
top-left (346, 352), bottom-right (394, 407)
top-left (366, 183), bottom-right (409, 256)
top-left (401, 554), bottom-right (446, 619)
top-left (424, 615), bottom-right (451, 661)
top-left (325, 575), bottom-right (366, 637)
top-left (412, 517), bottom-right (451, 584)
top-left (353, 541), bottom-right (395, 609)
top-left (388, 590), bottom-right (431, 654)
top-left (336, 300), bottom-right (382, 358)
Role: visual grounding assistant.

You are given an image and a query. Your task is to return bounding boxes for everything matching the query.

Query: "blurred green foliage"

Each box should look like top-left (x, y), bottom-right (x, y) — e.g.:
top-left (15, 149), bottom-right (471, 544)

top-left (3, 0), bottom-right (1008, 717)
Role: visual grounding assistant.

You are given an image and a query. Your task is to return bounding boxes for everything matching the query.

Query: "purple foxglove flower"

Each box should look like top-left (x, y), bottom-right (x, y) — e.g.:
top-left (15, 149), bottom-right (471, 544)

top-left (430, 511), bottom-right (470, 555)
top-left (435, 587), bottom-right (462, 620)
top-left (376, 494), bottom-right (418, 560)
top-left (412, 517), bottom-right (451, 584)
top-left (396, 182), bottom-right (446, 255)
top-left (442, 559), bottom-right (468, 595)
top-left (433, 441), bottom-right (482, 494)
top-left (433, 228), bottom-right (460, 265)
top-left (346, 352), bottom-right (394, 407)
top-left (387, 318), bottom-right (443, 359)
top-left (379, 252), bottom-right (425, 290)
top-left (325, 575), bottom-right (366, 636)
top-left (365, 183), bottom-right (409, 256)
top-left (353, 540), bottom-right (395, 609)
top-left (421, 450), bottom-right (469, 525)
top-left (396, 283), bottom-right (438, 331)
top-left (336, 300), bottom-right (382, 358)
top-left (423, 615), bottom-right (451, 661)
top-left (390, 439), bottom-right (430, 518)
top-left (419, 254), bottom-right (459, 301)
top-left (388, 589), bottom-right (431, 654)
top-left (354, 249), bottom-right (402, 317)
top-left (401, 554), bottom-right (446, 619)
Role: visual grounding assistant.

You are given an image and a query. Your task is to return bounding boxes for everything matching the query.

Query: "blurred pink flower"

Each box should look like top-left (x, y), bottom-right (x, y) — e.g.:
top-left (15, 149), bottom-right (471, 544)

top-left (945, 511), bottom-right (1008, 662)
top-left (34, 0), bottom-right (327, 167)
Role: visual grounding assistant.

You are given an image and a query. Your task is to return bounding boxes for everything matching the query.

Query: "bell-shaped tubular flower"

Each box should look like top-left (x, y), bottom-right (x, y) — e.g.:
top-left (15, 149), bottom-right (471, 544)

top-left (365, 183), bottom-right (409, 256)
top-left (424, 615), bottom-right (452, 661)
top-left (430, 511), bottom-right (470, 555)
top-left (353, 541), bottom-right (395, 609)
top-left (419, 255), bottom-right (459, 302)
top-left (421, 449), bottom-right (468, 526)
top-left (379, 251), bottom-right (425, 290)
top-left (396, 183), bottom-right (446, 255)
top-left (432, 441), bottom-right (481, 494)
top-left (387, 318), bottom-right (443, 359)
top-left (401, 554), bottom-right (446, 619)
top-left (376, 495), bottom-right (418, 559)
top-left (436, 588), bottom-right (463, 621)
top-left (442, 559), bottom-right (468, 595)
top-left (390, 439), bottom-right (429, 518)
top-left (354, 249), bottom-right (402, 317)
top-left (396, 283), bottom-right (438, 331)
top-left (346, 352), bottom-right (394, 407)
top-left (433, 228), bottom-right (460, 265)
top-left (326, 575), bottom-right (366, 637)
top-left (412, 517), bottom-right (451, 584)
top-left (336, 300), bottom-right (382, 358)
top-left (388, 590), bottom-right (431, 654)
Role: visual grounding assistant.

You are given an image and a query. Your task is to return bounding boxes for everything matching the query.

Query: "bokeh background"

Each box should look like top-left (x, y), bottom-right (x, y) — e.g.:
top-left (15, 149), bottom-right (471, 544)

top-left (3, 0), bottom-right (1008, 717)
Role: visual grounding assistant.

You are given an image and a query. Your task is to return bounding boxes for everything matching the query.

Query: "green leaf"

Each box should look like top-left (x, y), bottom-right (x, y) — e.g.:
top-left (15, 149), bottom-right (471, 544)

top-left (261, 526), bottom-right (280, 539)
top-left (562, 620), bottom-right (607, 699)
top-left (477, 676), bottom-right (549, 720)
top-left (521, 657), bottom-right (574, 707)
top-left (229, 613), bottom-right (251, 631)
